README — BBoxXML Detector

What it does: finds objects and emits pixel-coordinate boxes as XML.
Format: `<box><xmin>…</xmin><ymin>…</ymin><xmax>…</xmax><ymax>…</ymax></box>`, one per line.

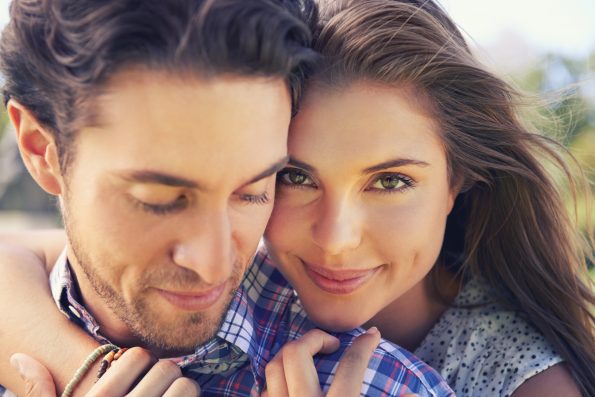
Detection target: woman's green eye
<box><xmin>368</xmin><ymin>173</ymin><xmax>415</xmax><ymax>192</ymax></box>
<box><xmin>379</xmin><ymin>175</ymin><xmax>403</xmax><ymax>189</ymax></box>
<box><xmin>278</xmin><ymin>168</ymin><xmax>313</xmax><ymax>186</ymax></box>
<box><xmin>288</xmin><ymin>171</ymin><xmax>307</xmax><ymax>184</ymax></box>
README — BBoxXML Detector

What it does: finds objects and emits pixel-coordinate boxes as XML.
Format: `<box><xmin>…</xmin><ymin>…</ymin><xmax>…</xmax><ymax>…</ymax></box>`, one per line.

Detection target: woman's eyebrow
<box><xmin>363</xmin><ymin>158</ymin><xmax>430</xmax><ymax>174</ymax></box>
<box><xmin>287</xmin><ymin>157</ymin><xmax>317</xmax><ymax>173</ymax></box>
<box><xmin>244</xmin><ymin>156</ymin><xmax>290</xmax><ymax>185</ymax></box>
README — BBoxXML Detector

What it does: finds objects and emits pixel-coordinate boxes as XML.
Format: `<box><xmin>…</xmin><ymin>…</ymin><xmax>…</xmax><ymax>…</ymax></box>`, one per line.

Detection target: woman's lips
<box><xmin>156</xmin><ymin>282</ymin><xmax>227</xmax><ymax>311</ymax></box>
<box><xmin>301</xmin><ymin>260</ymin><xmax>381</xmax><ymax>295</ymax></box>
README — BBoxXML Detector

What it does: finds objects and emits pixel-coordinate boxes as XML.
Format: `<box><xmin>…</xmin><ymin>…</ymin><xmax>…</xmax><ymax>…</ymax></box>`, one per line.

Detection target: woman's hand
<box><xmin>10</xmin><ymin>348</ymin><xmax>201</xmax><ymax>397</ymax></box>
<box><xmin>263</xmin><ymin>328</ymin><xmax>381</xmax><ymax>397</ymax></box>
<box><xmin>10</xmin><ymin>353</ymin><xmax>56</xmax><ymax>397</ymax></box>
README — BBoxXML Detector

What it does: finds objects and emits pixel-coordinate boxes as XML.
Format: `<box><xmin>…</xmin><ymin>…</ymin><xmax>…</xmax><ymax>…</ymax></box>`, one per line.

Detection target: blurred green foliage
<box><xmin>0</xmin><ymin>103</ymin><xmax>6</xmax><ymax>138</ymax></box>
<box><xmin>514</xmin><ymin>52</ymin><xmax>595</xmax><ymax>237</ymax></box>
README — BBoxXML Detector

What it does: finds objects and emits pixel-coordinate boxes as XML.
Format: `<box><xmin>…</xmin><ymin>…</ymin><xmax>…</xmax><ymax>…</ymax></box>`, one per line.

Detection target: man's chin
<box><xmin>132</xmin><ymin>320</ymin><xmax>219</xmax><ymax>357</ymax></box>
<box><xmin>115</xmin><ymin>269</ymin><xmax>242</xmax><ymax>356</ymax></box>
<box><xmin>128</xmin><ymin>298</ymin><xmax>233</xmax><ymax>356</ymax></box>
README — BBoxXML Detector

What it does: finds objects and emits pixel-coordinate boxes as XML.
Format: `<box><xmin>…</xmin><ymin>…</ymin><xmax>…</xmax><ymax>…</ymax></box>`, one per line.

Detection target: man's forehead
<box><xmin>69</xmin><ymin>68</ymin><xmax>291</xmax><ymax>192</ymax></box>
<box><xmin>80</xmin><ymin>68</ymin><xmax>291</xmax><ymax>129</ymax></box>
<box><xmin>76</xmin><ymin>68</ymin><xmax>291</xmax><ymax>143</ymax></box>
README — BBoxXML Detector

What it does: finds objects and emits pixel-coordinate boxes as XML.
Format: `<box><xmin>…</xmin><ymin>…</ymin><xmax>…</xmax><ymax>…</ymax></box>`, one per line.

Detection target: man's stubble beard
<box><xmin>62</xmin><ymin>202</ymin><xmax>244</xmax><ymax>356</ymax></box>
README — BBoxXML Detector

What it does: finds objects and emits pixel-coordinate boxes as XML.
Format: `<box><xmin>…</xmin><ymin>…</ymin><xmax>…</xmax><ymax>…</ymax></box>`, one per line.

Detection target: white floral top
<box><xmin>414</xmin><ymin>278</ymin><xmax>563</xmax><ymax>397</ymax></box>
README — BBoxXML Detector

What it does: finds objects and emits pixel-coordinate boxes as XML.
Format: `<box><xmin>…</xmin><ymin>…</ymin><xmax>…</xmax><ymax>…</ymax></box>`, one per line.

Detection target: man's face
<box><xmin>60</xmin><ymin>69</ymin><xmax>290</xmax><ymax>356</ymax></box>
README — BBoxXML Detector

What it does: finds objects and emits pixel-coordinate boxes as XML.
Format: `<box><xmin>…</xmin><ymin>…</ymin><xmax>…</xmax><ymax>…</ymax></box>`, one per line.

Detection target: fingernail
<box><xmin>366</xmin><ymin>326</ymin><xmax>379</xmax><ymax>335</ymax></box>
<box><xmin>10</xmin><ymin>354</ymin><xmax>22</xmax><ymax>375</ymax></box>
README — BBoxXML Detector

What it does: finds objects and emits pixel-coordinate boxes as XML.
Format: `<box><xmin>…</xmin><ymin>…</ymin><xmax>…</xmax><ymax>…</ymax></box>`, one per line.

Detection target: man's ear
<box><xmin>7</xmin><ymin>100</ymin><xmax>63</xmax><ymax>196</ymax></box>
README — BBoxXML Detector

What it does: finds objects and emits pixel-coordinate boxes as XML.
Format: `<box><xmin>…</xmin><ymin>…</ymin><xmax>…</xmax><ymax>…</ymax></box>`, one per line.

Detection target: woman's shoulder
<box><xmin>414</xmin><ymin>278</ymin><xmax>564</xmax><ymax>397</ymax></box>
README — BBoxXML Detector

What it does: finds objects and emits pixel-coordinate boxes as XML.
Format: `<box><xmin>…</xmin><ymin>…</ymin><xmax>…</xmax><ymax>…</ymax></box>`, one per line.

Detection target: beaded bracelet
<box><xmin>96</xmin><ymin>347</ymin><xmax>128</xmax><ymax>380</ymax></box>
<box><xmin>61</xmin><ymin>344</ymin><xmax>119</xmax><ymax>397</ymax></box>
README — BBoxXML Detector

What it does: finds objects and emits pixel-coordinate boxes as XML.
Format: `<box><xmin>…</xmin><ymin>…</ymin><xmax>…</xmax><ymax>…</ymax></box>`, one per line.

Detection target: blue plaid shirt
<box><xmin>1</xmin><ymin>247</ymin><xmax>454</xmax><ymax>397</ymax></box>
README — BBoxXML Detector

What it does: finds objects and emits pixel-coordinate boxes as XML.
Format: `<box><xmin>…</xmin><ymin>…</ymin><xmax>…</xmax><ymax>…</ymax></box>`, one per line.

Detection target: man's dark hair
<box><xmin>0</xmin><ymin>0</ymin><xmax>318</xmax><ymax>170</ymax></box>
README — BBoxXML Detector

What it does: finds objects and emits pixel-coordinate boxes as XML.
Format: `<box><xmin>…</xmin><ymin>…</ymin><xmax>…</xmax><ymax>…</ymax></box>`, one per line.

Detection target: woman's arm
<box><xmin>511</xmin><ymin>363</ymin><xmax>581</xmax><ymax>397</ymax></box>
<box><xmin>0</xmin><ymin>229</ymin><xmax>101</xmax><ymax>396</ymax></box>
<box><xmin>0</xmin><ymin>229</ymin><xmax>67</xmax><ymax>273</ymax></box>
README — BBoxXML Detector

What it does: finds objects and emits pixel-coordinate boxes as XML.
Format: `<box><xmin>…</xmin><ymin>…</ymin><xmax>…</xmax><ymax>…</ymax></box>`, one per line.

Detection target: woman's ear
<box><xmin>7</xmin><ymin>100</ymin><xmax>63</xmax><ymax>196</ymax></box>
<box><xmin>447</xmin><ymin>175</ymin><xmax>472</xmax><ymax>214</ymax></box>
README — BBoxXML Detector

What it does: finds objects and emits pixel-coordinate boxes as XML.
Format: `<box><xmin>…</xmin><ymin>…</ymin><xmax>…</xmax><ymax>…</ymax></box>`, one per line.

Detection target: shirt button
<box><xmin>68</xmin><ymin>305</ymin><xmax>82</xmax><ymax>319</ymax></box>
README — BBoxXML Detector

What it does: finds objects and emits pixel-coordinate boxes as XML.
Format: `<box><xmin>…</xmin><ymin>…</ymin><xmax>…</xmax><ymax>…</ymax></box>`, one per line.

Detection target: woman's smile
<box><xmin>300</xmin><ymin>259</ymin><xmax>383</xmax><ymax>295</ymax></box>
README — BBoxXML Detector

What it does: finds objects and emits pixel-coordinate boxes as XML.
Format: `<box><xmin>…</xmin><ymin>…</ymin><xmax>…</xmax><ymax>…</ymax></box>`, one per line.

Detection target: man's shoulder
<box><xmin>243</xmin><ymin>246</ymin><xmax>295</xmax><ymax>311</ymax></box>
<box><xmin>218</xmin><ymin>247</ymin><xmax>300</xmax><ymax>363</ymax></box>
<box><xmin>314</xmin><ymin>332</ymin><xmax>455</xmax><ymax>397</ymax></box>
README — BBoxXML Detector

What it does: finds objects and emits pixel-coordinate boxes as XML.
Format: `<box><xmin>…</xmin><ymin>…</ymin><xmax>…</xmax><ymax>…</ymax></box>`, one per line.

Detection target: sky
<box><xmin>0</xmin><ymin>0</ymin><xmax>594</xmax><ymax>60</ymax></box>
<box><xmin>438</xmin><ymin>0</ymin><xmax>595</xmax><ymax>59</ymax></box>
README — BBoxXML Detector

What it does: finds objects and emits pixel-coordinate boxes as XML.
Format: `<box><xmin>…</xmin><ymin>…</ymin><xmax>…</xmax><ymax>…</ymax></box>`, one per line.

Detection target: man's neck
<box><xmin>66</xmin><ymin>251</ymin><xmax>142</xmax><ymax>347</ymax></box>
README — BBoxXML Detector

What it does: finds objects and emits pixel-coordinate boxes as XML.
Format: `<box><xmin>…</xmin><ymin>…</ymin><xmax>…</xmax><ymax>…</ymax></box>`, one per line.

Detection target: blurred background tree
<box><xmin>512</xmin><ymin>51</ymin><xmax>595</xmax><ymax>274</ymax></box>
<box><xmin>516</xmin><ymin>52</ymin><xmax>595</xmax><ymax>228</ymax></box>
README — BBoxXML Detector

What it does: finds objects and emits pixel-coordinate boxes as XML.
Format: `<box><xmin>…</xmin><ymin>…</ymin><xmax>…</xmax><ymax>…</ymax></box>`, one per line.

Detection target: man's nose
<box><xmin>310</xmin><ymin>194</ymin><xmax>362</xmax><ymax>256</ymax></box>
<box><xmin>171</xmin><ymin>208</ymin><xmax>234</xmax><ymax>285</ymax></box>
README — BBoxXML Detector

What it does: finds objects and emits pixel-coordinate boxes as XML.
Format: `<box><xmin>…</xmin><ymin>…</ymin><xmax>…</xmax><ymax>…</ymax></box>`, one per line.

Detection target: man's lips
<box><xmin>301</xmin><ymin>260</ymin><xmax>381</xmax><ymax>295</ymax></box>
<box><xmin>155</xmin><ymin>282</ymin><xmax>227</xmax><ymax>311</ymax></box>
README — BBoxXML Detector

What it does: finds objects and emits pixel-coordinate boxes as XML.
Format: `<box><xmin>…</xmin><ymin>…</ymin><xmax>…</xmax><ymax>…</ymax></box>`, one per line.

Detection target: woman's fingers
<box><xmin>264</xmin><ymin>329</ymin><xmax>340</xmax><ymax>397</ymax></box>
<box><xmin>87</xmin><ymin>347</ymin><xmax>157</xmax><ymax>397</ymax></box>
<box><xmin>86</xmin><ymin>347</ymin><xmax>200</xmax><ymax>397</ymax></box>
<box><xmin>161</xmin><ymin>377</ymin><xmax>201</xmax><ymax>397</ymax></box>
<box><xmin>10</xmin><ymin>348</ymin><xmax>200</xmax><ymax>397</ymax></box>
<box><xmin>327</xmin><ymin>327</ymin><xmax>381</xmax><ymax>397</ymax></box>
<box><xmin>127</xmin><ymin>359</ymin><xmax>198</xmax><ymax>397</ymax></box>
<box><xmin>10</xmin><ymin>353</ymin><xmax>56</xmax><ymax>397</ymax></box>
<box><xmin>264</xmin><ymin>350</ymin><xmax>289</xmax><ymax>397</ymax></box>
<box><xmin>264</xmin><ymin>328</ymin><xmax>381</xmax><ymax>397</ymax></box>
<box><xmin>282</xmin><ymin>329</ymin><xmax>340</xmax><ymax>396</ymax></box>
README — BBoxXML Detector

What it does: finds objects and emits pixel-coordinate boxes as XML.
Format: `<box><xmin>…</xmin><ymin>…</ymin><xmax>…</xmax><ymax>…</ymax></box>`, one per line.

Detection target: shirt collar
<box><xmin>50</xmin><ymin>249</ymin><xmax>108</xmax><ymax>343</ymax></box>
<box><xmin>225</xmin><ymin>247</ymin><xmax>302</xmax><ymax>385</ymax></box>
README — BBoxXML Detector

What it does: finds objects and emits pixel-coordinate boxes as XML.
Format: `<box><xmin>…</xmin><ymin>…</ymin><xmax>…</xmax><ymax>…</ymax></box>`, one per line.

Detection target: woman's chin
<box><xmin>310</xmin><ymin>312</ymin><xmax>368</xmax><ymax>333</ymax></box>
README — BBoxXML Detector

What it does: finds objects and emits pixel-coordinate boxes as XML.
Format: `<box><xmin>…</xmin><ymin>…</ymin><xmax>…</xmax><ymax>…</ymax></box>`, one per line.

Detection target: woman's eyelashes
<box><xmin>366</xmin><ymin>173</ymin><xmax>416</xmax><ymax>193</ymax></box>
<box><xmin>277</xmin><ymin>168</ymin><xmax>316</xmax><ymax>188</ymax></box>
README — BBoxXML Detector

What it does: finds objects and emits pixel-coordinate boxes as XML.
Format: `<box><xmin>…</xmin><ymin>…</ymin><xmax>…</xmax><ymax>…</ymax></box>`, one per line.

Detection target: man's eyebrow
<box><xmin>245</xmin><ymin>156</ymin><xmax>290</xmax><ymax>185</ymax></box>
<box><xmin>119</xmin><ymin>171</ymin><xmax>200</xmax><ymax>188</ymax></box>
<box><xmin>363</xmin><ymin>158</ymin><xmax>430</xmax><ymax>174</ymax></box>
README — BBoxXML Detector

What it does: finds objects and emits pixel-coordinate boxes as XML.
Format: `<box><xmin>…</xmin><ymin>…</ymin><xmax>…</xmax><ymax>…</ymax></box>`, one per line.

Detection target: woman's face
<box><xmin>265</xmin><ymin>82</ymin><xmax>457</xmax><ymax>331</ymax></box>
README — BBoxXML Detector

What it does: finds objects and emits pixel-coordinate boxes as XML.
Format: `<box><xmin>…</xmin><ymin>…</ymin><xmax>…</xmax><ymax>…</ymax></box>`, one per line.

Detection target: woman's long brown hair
<box><xmin>313</xmin><ymin>1</ymin><xmax>595</xmax><ymax>395</ymax></box>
